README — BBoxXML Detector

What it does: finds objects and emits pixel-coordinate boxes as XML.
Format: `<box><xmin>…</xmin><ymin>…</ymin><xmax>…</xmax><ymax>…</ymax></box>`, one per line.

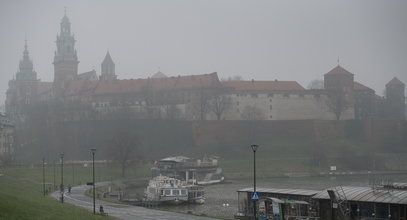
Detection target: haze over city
<box><xmin>0</xmin><ymin>0</ymin><xmax>406</xmax><ymax>104</ymax></box>
<box><xmin>1</xmin><ymin>1</ymin><xmax>407</xmax><ymax>219</ymax></box>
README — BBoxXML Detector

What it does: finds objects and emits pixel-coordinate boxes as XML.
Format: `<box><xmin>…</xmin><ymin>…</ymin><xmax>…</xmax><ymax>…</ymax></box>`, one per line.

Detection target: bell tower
<box><xmin>53</xmin><ymin>9</ymin><xmax>79</xmax><ymax>95</ymax></box>
<box><xmin>100</xmin><ymin>51</ymin><xmax>117</xmax><ymax>80</ymax></box>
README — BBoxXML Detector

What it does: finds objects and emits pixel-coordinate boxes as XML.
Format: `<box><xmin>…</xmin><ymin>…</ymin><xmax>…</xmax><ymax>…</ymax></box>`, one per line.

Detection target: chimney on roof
<box><xmin>275</xmin><ymin>79</ymin><xmax>278</xmax><ymax>82</ymax></box>
<box><xmin>251</xmin><ymin>79</ymin><xmax>254</xmax><ymax>82</ymax></box>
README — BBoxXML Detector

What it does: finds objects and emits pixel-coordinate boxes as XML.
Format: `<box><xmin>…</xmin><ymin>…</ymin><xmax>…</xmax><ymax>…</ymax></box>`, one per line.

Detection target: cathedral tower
<box><xmin>100</xmin><ymin>51</ymin><xmax>117</xmax><ymax>80</ymax></box>
<box><xmin>6</xmin><ymin>40</ymin><xmax>38</xmax><ymax>123</ymax></box>
<box><xmin>16</xmin><ymin>39</ymin><xmax>37</xmax><ymax>81</ymax></box>
<box><xmin>53</xmin><ymin>10</ymin><xmax>79</xmax><ymax>95</ymax></box>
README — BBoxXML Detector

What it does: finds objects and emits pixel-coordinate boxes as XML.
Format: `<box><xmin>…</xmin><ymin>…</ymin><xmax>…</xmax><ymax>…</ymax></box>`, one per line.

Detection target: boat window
<box><xmin>173</xmin><ymin>189</ymin><xmax>180</xmax><ymax>195</ymax></box>
<box><xmin>160</xmin><ymin>190</ymin><xmax>164</xmax><ymax>195</ymax></box>
<box><xmin>165</xmin><ymin>189</ymin><xmax>171</xmax><ymax>195</ymax></box>
<box><xmin>181</xmin><ymin>189</ymin><xmax>187</xmax><ymax>195</ymax></box>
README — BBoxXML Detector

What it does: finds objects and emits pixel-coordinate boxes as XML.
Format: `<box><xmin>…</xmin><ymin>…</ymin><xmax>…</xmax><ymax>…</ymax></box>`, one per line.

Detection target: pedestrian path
<box><xmin>50</xmin><ymin>183</ymin><xmax>219</xmax><ymax>220</ymax></box>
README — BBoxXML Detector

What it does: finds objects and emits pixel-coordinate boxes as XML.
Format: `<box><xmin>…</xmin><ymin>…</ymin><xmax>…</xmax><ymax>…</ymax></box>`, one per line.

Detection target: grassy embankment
<box><xmin>0</xmin><ymin>174</ymin><xmax>117</xmax><ymax>220</ymax></box>
<box><xmin>0</xmin><ymin>163</ymin><xmax>151</xmax><ymax>220</ymax></box>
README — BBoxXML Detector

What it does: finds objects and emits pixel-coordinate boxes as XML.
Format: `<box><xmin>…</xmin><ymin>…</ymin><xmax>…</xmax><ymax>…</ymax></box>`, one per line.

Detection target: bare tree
<box><xmin>108</xmin><ymin>131</ymin><xmax>143</xmax><ymax>177</ymax></box>
<box><xmin>241</xmin><ymin>105</ymin><xmax>265</xmax><ymax>120</ymax></box>
<box><xmin>221</xmin><ymin>75</ymin><xmax>244</xmax><ymax>81</ymax></box>
<box><xmin>307</xmin><ymin>79</ymin><xmax>324</xmax><ymax>89</ymax></box>
<box><xmin>210</xmin><ymin>95</ymin><xmax>232</xmax><ymax>120</ymax></box>
<box><xmin>326</xmin><ymin>89</ymin><xmax>352</xmax><ymax>120</ymax></box>
<box><xmin>190</xmin><ymin>87</ymin><xmax>212</xmax><ymax>120</ymax></box>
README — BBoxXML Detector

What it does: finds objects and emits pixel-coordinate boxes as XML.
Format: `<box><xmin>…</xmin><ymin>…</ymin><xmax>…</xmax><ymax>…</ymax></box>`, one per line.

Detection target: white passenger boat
<box><xmin>143</xmin><ymin>175</ymin><xmax>205</xmax><ymax>205</ymax></box>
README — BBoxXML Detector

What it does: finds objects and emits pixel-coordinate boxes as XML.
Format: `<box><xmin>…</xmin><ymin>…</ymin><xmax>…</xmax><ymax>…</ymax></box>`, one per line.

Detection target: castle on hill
<box><xmin>4</xmin><ymin>12</ymin><xmax>406</xmax><ymax>126</ymax></box>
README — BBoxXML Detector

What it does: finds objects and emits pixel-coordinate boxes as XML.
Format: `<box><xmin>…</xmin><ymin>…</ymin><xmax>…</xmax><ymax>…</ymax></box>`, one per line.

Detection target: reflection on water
<box><xmin>132</xmin><ymin>174</ymin><xmax>407</xmax><ymax>219</ymax></box>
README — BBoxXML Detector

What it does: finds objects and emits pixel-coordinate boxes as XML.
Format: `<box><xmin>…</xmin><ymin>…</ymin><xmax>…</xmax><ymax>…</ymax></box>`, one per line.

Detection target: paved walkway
<box><xmin>50</xmin><ymin>184</ymin><xmax>219</xmax><ymax>220</ymax></box>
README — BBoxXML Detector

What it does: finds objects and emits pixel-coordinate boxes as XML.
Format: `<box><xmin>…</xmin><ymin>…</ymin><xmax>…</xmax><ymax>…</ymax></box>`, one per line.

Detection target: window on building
<box><xmin>283</xmin><ymin>93</ymin><xmax>289</xmax><ymax>98</ymax></box>
<box><xmin>270</xmin><ymin>105</ymin><xmax>272</xmax><ymax>110</ymax></box>
<box><xmin>251</xmin><ymin>94</ymin><xmax>258</xmax><ymax>98</ymax></box>
<box><xmin>237</xmin><ymin>108</ymin><xmax>239</xmax><ymax>113</ymax></box>
<box><xmin>173</xmin><ymin>189</ymin><xmax>180</xmax><ymax>195</ymax></box>
<box><xmin>268</xmin><ymin>93</ymin><xmax>274</xmax><ymax>97</ymax></box>
<box><xmin>237</xmin><ymin>101</ymin><xmax>239</xmax><ymax>106</ymax></box>
<box><xmin>270</xmin><ymin>115</ymin><xmax>273</xmax><ymax>119</ymax></box>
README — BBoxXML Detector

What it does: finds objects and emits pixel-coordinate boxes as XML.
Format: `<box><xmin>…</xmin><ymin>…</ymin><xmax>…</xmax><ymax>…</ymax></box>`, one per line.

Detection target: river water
<box><xmin>153</xmin><ymin>173</ymin><xmax>407</xmax><ymax>219</ymax></box>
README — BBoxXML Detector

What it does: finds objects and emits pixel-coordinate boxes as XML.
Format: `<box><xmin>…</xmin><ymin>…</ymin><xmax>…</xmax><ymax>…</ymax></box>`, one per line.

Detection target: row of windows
<box><xmin>161</xmin><ymin>189</ymin><xmax>188</xmax><ymax>196</ymax></box>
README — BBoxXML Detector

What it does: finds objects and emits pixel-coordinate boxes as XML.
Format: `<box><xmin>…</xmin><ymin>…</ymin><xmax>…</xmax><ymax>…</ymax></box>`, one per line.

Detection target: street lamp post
<box><xmin>72</xmin><ymin>162</ymin><xmax>74</xmax><ymax>185</ymax></box>
<box><xmin>53</xmin><ymin>160</ymin><xmax>56</xmax><ymax>190</ymax></box>
<box><xmin>60</xmin><ymin>153</ymin><xmax>64</xmax><ymax>203</ymax></box>
<box><xmin>90</xmin><ymin>148</ymin><xmax>96</xmax><ymax>214</ymax></box>
<box><xmin>42</xmin><ymin>157</ymin><xmax>45</xmax><ymax>196</ymax></box>
<box><xmin>251</xmin><ymin>144</ymin><xmax>259</xmax><ymax>220</ymax></box>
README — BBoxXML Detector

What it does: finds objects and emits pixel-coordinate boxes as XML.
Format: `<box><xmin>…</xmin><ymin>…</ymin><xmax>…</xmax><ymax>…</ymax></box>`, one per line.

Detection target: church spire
<box><xmin>16</xmin><ymin>39</ymin><xmax>37</xmax><ymax>80</ymax></box>
<box><xmin>61</xmin><ymin>7</ymin><xmax>71</xmax><ymax>35</ymax></box>
<box><xmin>101</xmin><ymin>51</ymin><xmax>117</xmax><ymax>80</ymax></box>
<box><xmin>23</xmin><ymin>38</ymin><xmax>29</xmax><ymax>60</ymax></box>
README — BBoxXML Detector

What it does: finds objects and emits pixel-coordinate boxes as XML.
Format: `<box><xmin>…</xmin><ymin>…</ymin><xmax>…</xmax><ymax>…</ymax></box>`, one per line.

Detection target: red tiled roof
<box><xmin>353</xmin><ymin>81</ymin><xmax>374</xmax><ymax>91</ymax></box>
<box><xmin>94</xmin><ymin>78</ymin><xmax>146</xmax><ymax>95</ymax></box>
<box><xmin>93</xmin><ymin>72</ymin><xmax>220</xmax><ymax>95</ymax></box>
<box><xmin>325</xmin><ymin>65</ymin><xmax>353</xmax><ymax>75</ymax></box>
<box><xmin>221</xmin><ymin>80</ymin><xmax>305</xmax><ymax>91</ymax></box>
<box><xmin>171</xmin><ymin>72</ymin><xmax>220</xmax><ymax>90</ymax></box>
<box><xmin>386</xmin><ymin>77</ymin><xmax>404</xmax><ymax>86</ymax></box>
<box><xmin>64</xmin><ymin>79</ymin><xmax>99</xmax><ymax>96</ymax></box>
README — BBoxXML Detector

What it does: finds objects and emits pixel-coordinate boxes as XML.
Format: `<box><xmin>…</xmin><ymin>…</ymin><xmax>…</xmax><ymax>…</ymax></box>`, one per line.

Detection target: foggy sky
<box><xmin>1</xmin><ymin>0</ymin><xmax>406</xmax><ymax>105</ymax></box>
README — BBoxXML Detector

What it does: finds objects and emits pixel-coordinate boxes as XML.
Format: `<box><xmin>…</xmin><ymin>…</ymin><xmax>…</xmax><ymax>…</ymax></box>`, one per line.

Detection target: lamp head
<box><xmin>60</xmin><ymin>153</ymin><xmax>64</xmax><ymax>158</ymax></box>
<box><xmin>251</xmin><ymin>144</ymin><xmax>259</xmax><ymax>152</ymax></box>
<box><xmin>90</xmin><ymin>148</ymin><xmax>96</xmax><ymax>154</ymax></box>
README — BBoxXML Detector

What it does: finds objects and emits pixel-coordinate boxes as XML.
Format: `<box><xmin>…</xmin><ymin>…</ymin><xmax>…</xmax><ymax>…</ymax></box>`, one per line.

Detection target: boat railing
<box><xmin>183</xmin><ymin>161</ymin><xmax>217</xmax><ymax>167</ymax></box>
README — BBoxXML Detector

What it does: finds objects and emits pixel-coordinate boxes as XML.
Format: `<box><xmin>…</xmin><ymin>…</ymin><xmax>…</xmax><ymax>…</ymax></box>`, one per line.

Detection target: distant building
<box><xmin>385</xmin><ymin>77</ymin><xmax>406</xmax><ymax>120</ymax></box>
<box><xmin>0</xmin><ymin>113</ymin><xmax>14</xmax><ymax>164</ymax></box>
<box><xmin>4</xmin><ymin>11</ymin><xmax>406</xmax><ymax>123</ymax></box>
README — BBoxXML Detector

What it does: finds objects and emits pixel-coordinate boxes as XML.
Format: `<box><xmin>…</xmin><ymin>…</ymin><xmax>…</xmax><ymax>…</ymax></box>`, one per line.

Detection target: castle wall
<box><xmin>216</xmin><ymin>92</ymin><xmax>354</xmax><ymax>120</ymax></box>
